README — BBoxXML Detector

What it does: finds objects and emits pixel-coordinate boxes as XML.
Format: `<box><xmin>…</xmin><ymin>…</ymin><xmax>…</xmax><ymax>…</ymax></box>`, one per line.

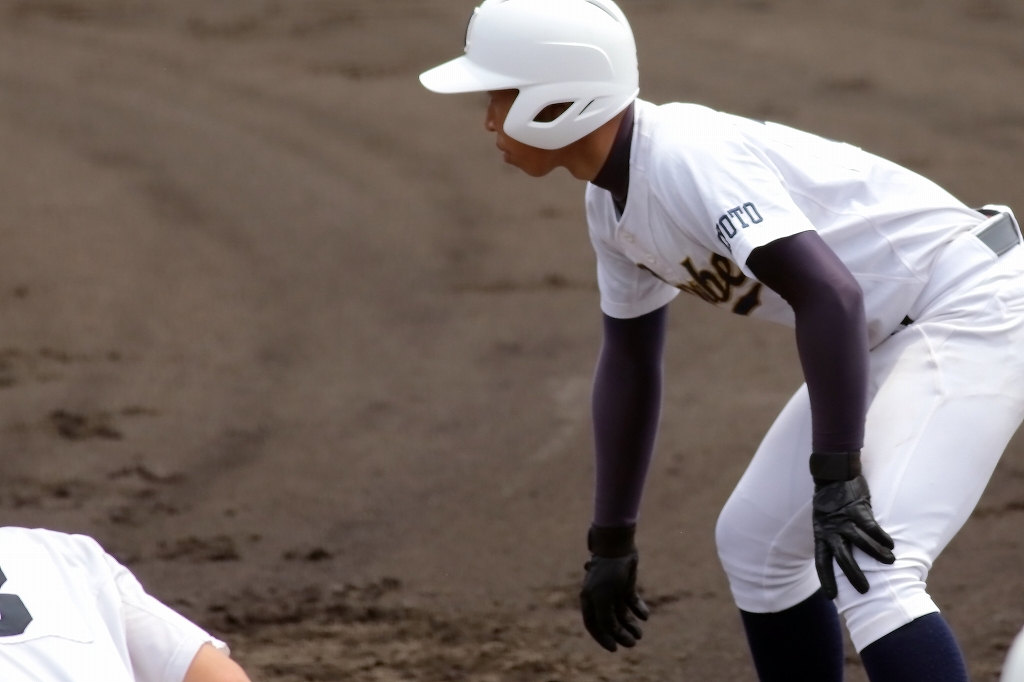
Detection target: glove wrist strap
<box><xmin>587</xmin><ymin>524</ymin><xmax>636</xmax><ymax>558</ymax></box>
<box><xmin>809</xmin><ymin>450</ymin><xmax>862</xmax><ymax>483</ymax></box>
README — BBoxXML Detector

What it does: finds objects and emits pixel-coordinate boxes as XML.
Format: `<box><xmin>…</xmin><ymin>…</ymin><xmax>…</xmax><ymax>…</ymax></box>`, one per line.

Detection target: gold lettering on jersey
<box><xmin>681</xmin><ymin>258</ymin><xmax>730</xmax><ymax>302</ymax></box>
<box><xmin>639</xmin><ymin>254</ymin><xmax>762</xmax><ymax>316</ymax></box>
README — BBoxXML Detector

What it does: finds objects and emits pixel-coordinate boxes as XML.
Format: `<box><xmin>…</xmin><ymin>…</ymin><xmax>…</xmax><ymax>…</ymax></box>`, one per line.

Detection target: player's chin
<box><xmin>520</xmin><ymin>164</ymin><xmax>555</xmax><ymax>178</ymax></box>
<box><xmin>509</xmin><ymin>156</ymin><xmax>556</xmax><ymax>178</ymax></box>
<box><xmin>499</xmin><ymin>148</ymin><xmax>552</xmax><ymax>177</ymax></box>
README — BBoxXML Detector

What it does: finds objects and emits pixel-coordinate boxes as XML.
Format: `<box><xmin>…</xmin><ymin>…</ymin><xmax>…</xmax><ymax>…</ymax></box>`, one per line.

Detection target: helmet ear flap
<box><xmin>504</xmin><ymin>83</ymin><xmax>636</xmax><ymax>150</ymax></box>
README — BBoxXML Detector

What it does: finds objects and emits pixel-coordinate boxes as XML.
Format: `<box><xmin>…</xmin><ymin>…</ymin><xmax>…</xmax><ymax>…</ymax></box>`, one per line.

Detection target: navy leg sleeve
<box><xmin>740</xmin><ymin>589</ymin><xmax>845</xmax><ymax>682</ymax></box>
<box><xmin>860</xmin><ymin>613</ymin><xmax>968</xmax><ymax>682</ymax></box>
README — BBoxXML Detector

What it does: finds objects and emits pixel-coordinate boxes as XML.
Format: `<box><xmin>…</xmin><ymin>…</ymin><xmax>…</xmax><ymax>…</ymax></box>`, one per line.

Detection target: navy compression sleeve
<box><xmin>746</xmin><ymin>231</ymin><xmax>869</xmax><ymax>453</ymax></box>
<box><xmin>591</xmin><ymin>305</ymin><xmax>667</xmax><ymax>527</ymax></box>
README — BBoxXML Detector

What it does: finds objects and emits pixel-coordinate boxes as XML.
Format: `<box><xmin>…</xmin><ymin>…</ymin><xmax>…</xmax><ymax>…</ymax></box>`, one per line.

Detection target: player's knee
<box><xmin>714</xmin><ymin>494</ymin><xmax>779</xmax><ymax>580</ymax></box>
<box><xmin>714</xmin><ymin>498</ymin><xmax>768</xmax><ymax>595</ymax></box>
<box><xmin>834</xmin><ymin>556</ymin><xmax>936</xmax><ymax>652</ymax></box>
<box><xmin>713</xmin><ymin>495</ymin><xmax>746</xmax><ymax>569</ymax></box>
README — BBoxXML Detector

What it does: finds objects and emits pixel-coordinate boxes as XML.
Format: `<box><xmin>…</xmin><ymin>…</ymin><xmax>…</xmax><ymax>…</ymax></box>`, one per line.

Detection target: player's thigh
<box><xmin>859</xmin><ymin>291</ymin><xmax>1024</xmax><ymax>568</ymax></box>
<box><xmin>834</xmin><ymin>291</ymin><xmax>1024</xmax><ymax>648</ymax></box>
<box><xmin>715</xmin><ymin>385</ymin><xmax>818</xmax><ymax>610</ymax></box>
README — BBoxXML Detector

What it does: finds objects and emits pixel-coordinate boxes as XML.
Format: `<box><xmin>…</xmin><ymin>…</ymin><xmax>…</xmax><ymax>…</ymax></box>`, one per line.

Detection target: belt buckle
<box><xmin>973</xmin><ymin>205</ymin><xmax>1022</xmax><ymax>257</ymax></box>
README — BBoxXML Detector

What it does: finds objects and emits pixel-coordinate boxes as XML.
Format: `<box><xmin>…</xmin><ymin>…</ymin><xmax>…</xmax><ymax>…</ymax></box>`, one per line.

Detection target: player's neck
<box><xmin>559</xmin><ymin>107</ymin><xmax>631</xmax><ymax>182</ymax></box>
<box><xmin>590</xmin><ymin>102</ymin><xmax>634</xmax><ymax>203</ymax></box>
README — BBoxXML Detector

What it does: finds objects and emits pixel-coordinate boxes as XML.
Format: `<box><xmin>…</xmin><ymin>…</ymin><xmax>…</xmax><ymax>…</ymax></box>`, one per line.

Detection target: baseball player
<box><xmin>419</xmin><ymin>1</ymin><xmax>1024</xmax><ymax>681</ymax></box>
<box><xmin>0</xmin><ymin>526</ymin><xmax>250</xmax><ymax>682</ymax></box>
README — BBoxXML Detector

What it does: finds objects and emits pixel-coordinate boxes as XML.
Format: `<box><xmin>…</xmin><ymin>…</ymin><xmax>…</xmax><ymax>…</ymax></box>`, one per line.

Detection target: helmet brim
<box><xmin>419</xmin><ymin>56</ymin><xmax>526</xmax><ymax>94</ymax></box>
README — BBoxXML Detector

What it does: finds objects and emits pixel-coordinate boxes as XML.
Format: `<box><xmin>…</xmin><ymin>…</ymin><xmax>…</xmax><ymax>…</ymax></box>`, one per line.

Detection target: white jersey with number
<box><xmin>586</xmin><ymin>99</ymin><xmax>986</xmax><ymax>346</ymax></box>
<box><xmin>0</xmin><ymin>527</ymin><xmax>226</xmax><ymax>682</ymax></box>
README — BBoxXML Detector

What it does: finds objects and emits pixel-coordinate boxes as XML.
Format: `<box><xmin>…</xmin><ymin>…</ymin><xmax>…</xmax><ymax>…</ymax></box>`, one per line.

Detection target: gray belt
<box><xmin>899</xmin><ymin>206</ymin><xmax>1020</xmax><ymax>328</ymax></box>
<box><xmin>974</xmin><ymin>206</ymin><xmax>1022</xmax><ymax>256</ymax></box>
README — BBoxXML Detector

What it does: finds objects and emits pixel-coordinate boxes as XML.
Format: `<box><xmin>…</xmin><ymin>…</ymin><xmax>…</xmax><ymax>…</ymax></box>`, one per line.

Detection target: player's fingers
<box><xmin>814</xmin><ymin>539</ymin><xmax>838</xmax><ymax>600</ymax></box>
<box><xmin>862</xmin><ymin>520</ymin><xmax>896</xmax><ymax>551</ymax></box>
<box><xmin>830</xmin><ymin>536</ymin><xmax>870</xmax><ymax>594</ymax></box>
<box><xmin>580</xmin><ymin>592</ymin><xmax>618</xmax><ymax>652</ymax></box>
<box><xmin>847</xmin><ymin>526</ymin><xmax>896</xmax><ymax>565</ymax></box>
<box><xmin>616</xmin><ymin>602</ymin><xmax>643</xmax><ymax>641</ymax></box>
<box><xmin>627</xmin><ymin>592</ymin><xmax>650</xmax><ymax>621</ymax></box>
<box><xmin>598</xmin><ymin>598</ymin><xmax>636</xmax><ymax>648</ymax></box>
<box><xmin>849</xmin><ymin>507</ymin><xmax>896</xmax><ymax>550</ymax></box>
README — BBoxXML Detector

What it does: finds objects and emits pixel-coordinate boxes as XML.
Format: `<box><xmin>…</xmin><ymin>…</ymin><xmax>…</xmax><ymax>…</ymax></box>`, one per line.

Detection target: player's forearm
<box><xmin>183</xmin><ymin>643</ymin><xmax>251</xmax><ymax>682</ymax></box>
<box><xmin>591</xmin><ymin>306</ymin><xmax>667</xmax><ymax>527</ymax></box>
<box><xmin>747</xmin><ymin>232</ymin><xmax>869</xmax><ymax>453</ymax></box>
<box><xmin>792</xmin><ymin>285</ymin><xmax>869</xmax><ymax>453</ymax></box>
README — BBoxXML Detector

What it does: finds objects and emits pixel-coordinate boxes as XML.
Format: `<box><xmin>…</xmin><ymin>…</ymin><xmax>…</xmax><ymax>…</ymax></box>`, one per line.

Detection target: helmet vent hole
<box><xmin>533</xmin><ymin>102</ymin><xmax>574</xmax><ymax>123</ymax></box>
<box><xmin>578</xmin><ymin>99</ymin><xmax>596</xmax><ymax>116</ymax></box>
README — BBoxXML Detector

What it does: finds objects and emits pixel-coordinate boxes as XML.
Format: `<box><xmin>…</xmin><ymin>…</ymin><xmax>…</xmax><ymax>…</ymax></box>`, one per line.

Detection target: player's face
<box><xmin>485</xmin><ymin>90</ymin><xmax>561</xmax><ymax>177</ymax></box>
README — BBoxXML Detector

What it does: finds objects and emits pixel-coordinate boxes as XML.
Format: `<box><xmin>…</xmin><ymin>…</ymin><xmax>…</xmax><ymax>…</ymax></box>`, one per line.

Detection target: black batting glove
<box><xmin>810</xmin><ymin>451</ymin><xmax>896</xmax><ymax>600</ymax></box>
<box><xmin>579</xmin><ymin>525</ymin><xmax>650</xmax><ymax>652</ymax></box>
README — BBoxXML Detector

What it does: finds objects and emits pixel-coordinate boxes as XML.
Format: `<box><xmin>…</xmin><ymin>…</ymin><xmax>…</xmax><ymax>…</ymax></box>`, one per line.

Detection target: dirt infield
<box><xmin>1</xmin><ymin>1</ymin><xmax>1022</xmax><ymax>679</ymax></box>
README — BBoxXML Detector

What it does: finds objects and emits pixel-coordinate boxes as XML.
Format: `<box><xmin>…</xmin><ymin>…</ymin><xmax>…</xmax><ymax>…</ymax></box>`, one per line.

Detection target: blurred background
<box><xmin>0</xmin><ymin>0</ymin><xmax>1022</xmax><ymax>679</ymax></box>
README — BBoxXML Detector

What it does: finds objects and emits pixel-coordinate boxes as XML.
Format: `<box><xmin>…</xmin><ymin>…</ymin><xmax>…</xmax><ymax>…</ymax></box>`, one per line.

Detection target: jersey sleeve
<box><xmin>104</xmin><ymin>554</ymin><xmax>228</xmax><ymax>682</ymax></box>
<box><xmin>590</xmin><ymin>229</ymin><xmax>679</xmax><ymax>319</ymax></box>
<box><xmin>651</xmin><ymin>114</ymin><xmax>817</xmax><ymax>276</ymax></box>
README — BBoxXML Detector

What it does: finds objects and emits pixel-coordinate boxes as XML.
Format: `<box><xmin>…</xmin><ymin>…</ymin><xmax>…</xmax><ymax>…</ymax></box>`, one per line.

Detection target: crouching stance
<box><xmin>420</xmin><ymin>1</ymin><xmax>1024</xmax><ymax>680</ymax></box>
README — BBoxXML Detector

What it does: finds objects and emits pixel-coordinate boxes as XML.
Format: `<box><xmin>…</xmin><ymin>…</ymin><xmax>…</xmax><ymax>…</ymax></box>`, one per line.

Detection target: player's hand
<box><xmin>812</xmin><ymin>474</ymin><xmax>895</xmax><ymax>599</ymax></box>
<box><xmin>579</xmin><ymin>526</ymin><xmax>649</xmax><ymax>652</ymax></box>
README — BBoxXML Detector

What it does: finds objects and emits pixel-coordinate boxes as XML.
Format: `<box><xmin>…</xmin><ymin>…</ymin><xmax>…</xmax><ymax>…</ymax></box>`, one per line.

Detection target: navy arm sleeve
<box><xmin>746</xmin><ymin>231</ymin><xmax>869</xmax><ymax>453</ymax></box>
<box><xmin>591</xmin><ymin>305</ymin><xmax>667</xmax><ymax>528</ymax></box>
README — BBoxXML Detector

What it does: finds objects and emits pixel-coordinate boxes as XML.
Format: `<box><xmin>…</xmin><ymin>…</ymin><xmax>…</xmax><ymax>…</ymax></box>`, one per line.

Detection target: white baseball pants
<box><xmin>715</xmin><ymin>234</ymin><xmax>1024</xmax><ymax>652</ymax></box>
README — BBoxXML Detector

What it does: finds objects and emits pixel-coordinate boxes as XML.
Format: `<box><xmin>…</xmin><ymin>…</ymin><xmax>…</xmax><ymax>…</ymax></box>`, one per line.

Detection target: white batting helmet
<box><xmin>419</xmin><ymin>0</ymin><xmax>639</xmax><ymax>150</ymax></box>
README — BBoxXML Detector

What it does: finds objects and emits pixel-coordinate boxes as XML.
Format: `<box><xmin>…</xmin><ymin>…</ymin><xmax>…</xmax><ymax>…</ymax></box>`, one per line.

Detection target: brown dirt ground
<box><xmin>0</xmin><ymin>0</ymin><xmax>1023</xmax><ymax>680</ymax></box>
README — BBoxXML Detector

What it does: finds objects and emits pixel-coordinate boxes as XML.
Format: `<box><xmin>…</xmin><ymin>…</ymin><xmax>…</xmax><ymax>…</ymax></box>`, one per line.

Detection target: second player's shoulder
<box><xmin>0</xmin><ymin>527</ymin><xmax>115</xmax><ymax>588</ymax></box>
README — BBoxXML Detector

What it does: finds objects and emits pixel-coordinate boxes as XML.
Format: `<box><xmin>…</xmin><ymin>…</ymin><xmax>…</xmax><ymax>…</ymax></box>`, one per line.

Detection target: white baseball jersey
<box><xmin>587</xmin><ymin>99</ymin><xmax>985</xmax><ymax>346</ymax></box>
<box><xmin>0</xmin><ymin>527</ymin><xmax>226</xmax><ymax>682</ymax></box>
